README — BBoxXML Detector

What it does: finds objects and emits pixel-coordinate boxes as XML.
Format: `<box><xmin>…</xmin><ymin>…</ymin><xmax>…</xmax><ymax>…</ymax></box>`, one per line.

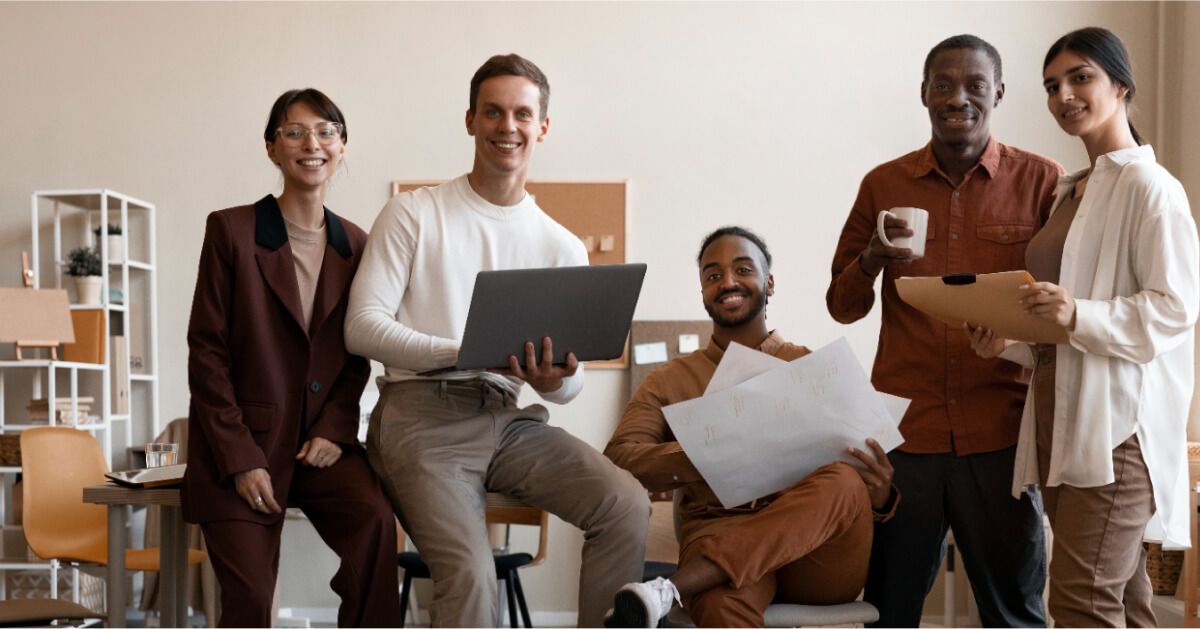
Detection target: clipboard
<box><xmin>895</xmin><ymin>271</ymin><xmax>1069</xmax><ymax>344</ymax></box>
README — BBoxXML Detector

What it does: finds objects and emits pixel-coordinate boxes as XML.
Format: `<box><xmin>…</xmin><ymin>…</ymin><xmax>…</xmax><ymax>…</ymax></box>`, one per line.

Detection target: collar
<box><xmin>702</xmin><ymin>330</ymin><xmax>787</xmax><ymax>364</ymax></box>
<box><xmin>1097</xmin><ymin>144</ymin><xmax>1155</xmax><ymax>169</ymax></box>
<box><xmin>1055</xmin><ymin>144</ymin><xmax>1156</xmax><ymax>193</ymax></box>
<box><xmin>912</xmin><ymin>136</ymin><xmax>1000</xmax><ymax>180</ymax></box>
<box><xmin>254</xmin><ymin>194</ymin><xmax>352</xmax><ymax>258</ymax></box>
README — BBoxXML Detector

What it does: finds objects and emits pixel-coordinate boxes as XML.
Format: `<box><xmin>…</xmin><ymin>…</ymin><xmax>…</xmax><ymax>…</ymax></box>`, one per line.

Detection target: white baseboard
<box><xmin>532</xmin><ymin>611</ymin><xmax>579</xmax><ymax>626</ymax></box>
<box><xmin>278</xmin><ymin>607</ymin><xmax>578</xmax><ymax>627</ymax></box>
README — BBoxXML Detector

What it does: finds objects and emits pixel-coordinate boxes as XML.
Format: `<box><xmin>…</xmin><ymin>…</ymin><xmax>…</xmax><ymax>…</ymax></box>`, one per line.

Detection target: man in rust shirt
<box><xmin>605</xmin><ymin>227</ymin><xmax>898</xmax><ymax>628</ymax></box>
<box><xmin>827</xmin><ymin>35</ymin><xmax>1061</xmax><ymax>627</ymax></box>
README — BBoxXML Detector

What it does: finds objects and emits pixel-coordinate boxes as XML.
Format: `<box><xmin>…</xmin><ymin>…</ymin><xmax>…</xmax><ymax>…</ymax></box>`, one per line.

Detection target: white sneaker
<box><xmin>604</xmin><ymin>577</ymin><xmax>681</xmax><ymax>628</ymax></box>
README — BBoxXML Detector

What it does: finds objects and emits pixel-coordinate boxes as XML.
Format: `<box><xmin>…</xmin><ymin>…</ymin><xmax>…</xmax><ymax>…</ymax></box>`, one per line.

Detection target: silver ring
<box><xmin>254</xmin><ymin>497</ymin><xmax>264</xmax><ymax>504</ymax></box>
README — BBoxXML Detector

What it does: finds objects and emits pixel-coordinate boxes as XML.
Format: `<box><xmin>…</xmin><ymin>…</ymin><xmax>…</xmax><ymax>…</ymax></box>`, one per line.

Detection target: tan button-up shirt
<box><xmin>605</xmin><ymin>332</ymin><xmax>899</xmax><ymax>549</ymax></box>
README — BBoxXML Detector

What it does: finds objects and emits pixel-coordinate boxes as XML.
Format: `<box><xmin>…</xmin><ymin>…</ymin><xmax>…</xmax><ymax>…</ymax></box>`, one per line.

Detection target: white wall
<box><xmin>0</xmin><ymin>0</ymin><xmax>1181</xmax><ymax>617</ymax></box>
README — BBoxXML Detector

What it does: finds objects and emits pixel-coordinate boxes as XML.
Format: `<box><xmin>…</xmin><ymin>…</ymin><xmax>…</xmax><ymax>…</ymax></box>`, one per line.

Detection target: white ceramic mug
<box><xmin>876</xmin><ymin>207</ymin><xmax>929</xmax><ymax>258</ymax></box>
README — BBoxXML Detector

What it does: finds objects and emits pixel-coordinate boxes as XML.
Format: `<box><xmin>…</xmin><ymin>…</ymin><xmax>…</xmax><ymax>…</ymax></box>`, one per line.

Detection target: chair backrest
<box><xmin>20</xmin><ymin>427</ymin><xmax>110</xmax><ymax>564</ymax></box>
<box><xmin>154</xmin><ymin>417</ymin><xmax>189</xmax><ymax>462</ymax></box>
<box><xmin>485</xmin><ymin>493</ymin><xmax>549</xmax><ymax>567</ymax></box>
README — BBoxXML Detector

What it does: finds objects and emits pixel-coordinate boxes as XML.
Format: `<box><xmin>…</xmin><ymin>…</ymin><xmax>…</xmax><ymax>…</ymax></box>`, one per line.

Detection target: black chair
<box><xmin>399</xmin><ymin>493</ymin><xmax>548</xmax><ymax>628</ymax></box>
<box><xmin>642</xmin><ymin>560</ymin><xmax>676</xmax><ymax>582</ymax></box>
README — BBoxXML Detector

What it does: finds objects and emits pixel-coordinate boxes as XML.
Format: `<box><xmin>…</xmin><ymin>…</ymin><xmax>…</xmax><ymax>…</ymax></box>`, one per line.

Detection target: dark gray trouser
<box><xmin>367</xmin><ymin>378</ymin><xmax>650</xmax><ymax>628</ymax></box>
<box><xmin>864</xmin><ymin>447</ymin><xmax>1047</xmax><ymax>628</ymax></box>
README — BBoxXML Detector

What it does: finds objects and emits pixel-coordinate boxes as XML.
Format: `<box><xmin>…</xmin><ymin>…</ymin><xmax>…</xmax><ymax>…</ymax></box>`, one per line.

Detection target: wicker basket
<box><xmin>0</xmin><ymin>434</ymin><xmax>20</xmax><ymax>467</ymax></box>
<box><xmin>1145</xmin><ymin>542</ymin><xmax>1184</xmax><ymax>595</ymax></box>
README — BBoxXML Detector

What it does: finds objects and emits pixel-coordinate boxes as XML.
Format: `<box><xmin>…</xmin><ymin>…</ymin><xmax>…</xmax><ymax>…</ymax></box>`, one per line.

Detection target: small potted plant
<box><xmin>66</xmin><ymin>247</ymin><xmax>103</xmax><ymax>305</ymax></box>
<box><xmin>93</xmin><ymin>223</ymin><xmax>123</xmax><ymax>263</ymax></box>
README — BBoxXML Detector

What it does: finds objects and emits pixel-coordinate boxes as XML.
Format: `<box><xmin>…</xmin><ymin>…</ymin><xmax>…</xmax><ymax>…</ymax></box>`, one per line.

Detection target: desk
<box><xmin>82</xmin><ymin>484</ymin><xmax>188</xmax><ymax>629</ymax></box>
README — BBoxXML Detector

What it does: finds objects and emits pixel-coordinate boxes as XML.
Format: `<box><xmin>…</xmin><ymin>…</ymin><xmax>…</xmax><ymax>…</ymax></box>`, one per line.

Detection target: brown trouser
<box><xmin>201</xmin><ymin>448</ymin><xmax>402</xmax><ymax>627</ymax></box>
<box><xmin>1035</xmin><ymin>345</ymin><xmax>1156</xmax><ymax>628</ymax></box>
<box><xmin>681</xmin><ymin>463</ymin><xmax>873</xmax><ymax>627</ymax></box>
<box><xmin>368</xmin><ymin>379</ymin><xmax>650</xmax><ymax>628</ymax></box>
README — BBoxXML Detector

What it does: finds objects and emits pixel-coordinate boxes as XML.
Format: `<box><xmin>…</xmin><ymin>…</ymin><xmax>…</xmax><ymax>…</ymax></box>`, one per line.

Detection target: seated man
<box><xmin>603</xmin><ymin>226</ymin><xmax>900</xmax><ymax>628</ymax></box>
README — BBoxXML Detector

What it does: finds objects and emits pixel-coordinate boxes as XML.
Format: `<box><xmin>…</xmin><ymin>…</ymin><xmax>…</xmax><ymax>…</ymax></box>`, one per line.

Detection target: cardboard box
<box><xmin>62</xmin><ymin>310</ymin><xmax>105</xmax><ymax>363</ymax></box>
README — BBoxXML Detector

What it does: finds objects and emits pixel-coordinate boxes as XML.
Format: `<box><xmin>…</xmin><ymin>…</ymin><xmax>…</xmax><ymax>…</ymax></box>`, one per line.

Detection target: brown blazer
<box><xmin>182</xmin><ymin>195</ymin><xmax>370</xmax><ymax>524</ymax></box>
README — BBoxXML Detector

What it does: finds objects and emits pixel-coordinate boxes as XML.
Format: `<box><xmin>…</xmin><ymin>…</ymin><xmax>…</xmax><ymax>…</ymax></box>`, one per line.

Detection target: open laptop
<box><xmin>419</xmin><ymin>263</ymin><xmax>647</xmax><ymax>375</ymax></box>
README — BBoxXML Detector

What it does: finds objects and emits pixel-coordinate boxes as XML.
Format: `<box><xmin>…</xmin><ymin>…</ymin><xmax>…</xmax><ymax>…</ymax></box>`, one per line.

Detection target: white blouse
<box><xmin>1006</xmin><ymin>145</ymin><xmax>1199</xmax><ymax>549</ymax></box>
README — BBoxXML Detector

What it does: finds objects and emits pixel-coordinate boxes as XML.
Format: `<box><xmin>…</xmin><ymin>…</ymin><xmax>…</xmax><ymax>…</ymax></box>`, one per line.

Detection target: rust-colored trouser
<box><xmin>1035</xmin><ymin>345</ymin><xmax>1156</xmax><ymax>628</ymax></box>
<box><xmin>201</xmin><ymin>448</ymin><xmax>402</xmax><ymax>627</ymax></box>
<box><xmin>682</xmin><ymin>463</ymin><xmax>873</xmax><ymax>627</ymax></box>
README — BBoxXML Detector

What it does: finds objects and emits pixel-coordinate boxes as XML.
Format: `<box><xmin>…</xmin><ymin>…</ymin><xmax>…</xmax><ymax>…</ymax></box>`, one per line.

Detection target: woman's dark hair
<box><xmin>263</xmin><ymin>88</ymin><xmax>348</xmax><ymax>144</ymax></box>
<box><xmin>1044</xmin><ymin>27</ymin><xmax>1143</xmax><ymax>145</ymax></box>
<box><xmin>697</xmin><ymin>226</ymin><xmax>772</xmax><ymax>270</ymax></box>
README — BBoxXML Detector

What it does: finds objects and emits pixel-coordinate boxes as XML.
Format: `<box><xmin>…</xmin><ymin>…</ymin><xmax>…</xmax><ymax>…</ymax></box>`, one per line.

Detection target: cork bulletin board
<box><xmin>628</xmin><ymin>320</ymin><xmax>713</xmax><ymax>396</ymax></box>
<box><xmin>390</xmin><ymin>181</ymin><xmax>627</xmax><ymax>266</ymax></box>
<box><xmin>391</xmin><ymin>180</ymin><xmax>630</xmax><ymax>367</ymax></box>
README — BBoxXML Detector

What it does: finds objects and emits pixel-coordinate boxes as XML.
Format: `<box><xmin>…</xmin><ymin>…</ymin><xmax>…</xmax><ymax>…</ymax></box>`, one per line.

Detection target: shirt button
<box><xmin>310</xmin><ymin>381</ymin><xmax>321</xmax><ymax>393</ymax></box>
<box><xmin>954</xmin><ymin>191</ymin><xmax>961</xmax><ymax>198</ymax></box>
<box><xmin>1002</xmin><ymin>233</ymin><xmax>1010</xmax><ymax>241</ymax></box>
<box><xmin>949</xmin><ymin>398</ymin><xmax>957</xmax><ymax>405</ymax></box>
<box><xmin>949</xmin><ymin>358</ymin><xmax>957</xmax><ymax>365</ymax></box>
<box><xmin>950</xmin><ymin>232</ymin><xmax>958</xmax><ymax>240</ymax></box>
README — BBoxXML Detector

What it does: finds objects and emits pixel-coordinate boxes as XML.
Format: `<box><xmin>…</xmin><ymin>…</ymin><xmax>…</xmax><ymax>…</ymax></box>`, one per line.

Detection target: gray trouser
<box><xmin>367</xmin><ymin>379</ymin><xmax>650</xmax><ymax>628</ymax></box>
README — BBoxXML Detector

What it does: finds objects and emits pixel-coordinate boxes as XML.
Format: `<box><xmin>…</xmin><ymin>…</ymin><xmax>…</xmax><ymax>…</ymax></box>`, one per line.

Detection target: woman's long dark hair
<box><xmin>1044</xmin><ymin>27</ymin><xmax>1144</xmax><ymax>145</ymax></box>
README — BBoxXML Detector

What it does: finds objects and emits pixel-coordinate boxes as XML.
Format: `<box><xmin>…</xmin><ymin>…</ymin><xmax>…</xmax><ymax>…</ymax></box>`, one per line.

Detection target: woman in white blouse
<box><xmin>968</xmin><ymin>26</ymin><xmax>1198</xmax><ymax>627</ymax></box>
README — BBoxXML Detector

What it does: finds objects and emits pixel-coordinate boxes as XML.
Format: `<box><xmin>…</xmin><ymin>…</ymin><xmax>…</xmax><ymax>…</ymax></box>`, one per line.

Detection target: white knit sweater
<box><xmin>345</xmin><ymin>175</ymin><xmax>587</xmax><ymax>403</ymax></box>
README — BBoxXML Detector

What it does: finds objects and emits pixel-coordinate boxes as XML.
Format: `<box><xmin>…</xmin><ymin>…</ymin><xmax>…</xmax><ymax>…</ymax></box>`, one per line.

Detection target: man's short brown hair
<box><xmin>469</xmin><ymin>53</ymin><xmax>550</xmax><ymax>120</ymax></box>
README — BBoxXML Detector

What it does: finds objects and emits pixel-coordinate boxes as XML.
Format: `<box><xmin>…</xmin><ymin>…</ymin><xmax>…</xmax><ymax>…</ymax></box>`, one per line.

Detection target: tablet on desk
<box><xmin>419</xmin><ymin>264</ymin><xmax>647</xmax><ymax>375</ymax></box>
<box><xmin>105</xmin><ymin>464</ymin><xmax>186</xmax><ymax>488</ymax></box>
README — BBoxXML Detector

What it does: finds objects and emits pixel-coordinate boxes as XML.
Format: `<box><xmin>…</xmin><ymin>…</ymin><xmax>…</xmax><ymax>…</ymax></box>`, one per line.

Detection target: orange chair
<box><xmin>19</xmin><ymin>427</ymin><xmax>204</xmax><ymax>607</ymax></box>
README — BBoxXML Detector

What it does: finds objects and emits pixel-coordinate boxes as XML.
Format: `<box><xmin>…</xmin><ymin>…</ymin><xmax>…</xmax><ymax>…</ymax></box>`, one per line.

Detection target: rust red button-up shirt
<box><xmin>826</xmin><ymin>139</ymin><xmax>1062</xmax><ymax>455</ymax></box>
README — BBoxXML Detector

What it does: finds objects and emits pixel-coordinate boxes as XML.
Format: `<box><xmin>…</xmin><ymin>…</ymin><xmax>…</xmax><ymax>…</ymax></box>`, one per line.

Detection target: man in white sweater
<box><xmin>345</xmin><ymin>53</ymin><xmax>649</xmax><ymax>628</ymax></box>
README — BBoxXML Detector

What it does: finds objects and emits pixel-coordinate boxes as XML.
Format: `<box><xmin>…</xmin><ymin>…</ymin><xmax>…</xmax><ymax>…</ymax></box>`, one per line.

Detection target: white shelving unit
<box><xmin>27</xmin><ymin>189</ymin><xmax>161</xmax><ymax>449</ymax></box>
<box><xmin>0</xmin><ymin>189</ymin><xmax>159</xmax><ymax>603</ymax></box>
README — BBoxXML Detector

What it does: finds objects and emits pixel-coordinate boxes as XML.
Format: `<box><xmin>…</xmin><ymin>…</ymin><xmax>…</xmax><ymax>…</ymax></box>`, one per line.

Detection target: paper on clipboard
<box><xmin>895</xmin><ymin>270</ymin><xmax>1068</xmax><ymax>344</ymax></box>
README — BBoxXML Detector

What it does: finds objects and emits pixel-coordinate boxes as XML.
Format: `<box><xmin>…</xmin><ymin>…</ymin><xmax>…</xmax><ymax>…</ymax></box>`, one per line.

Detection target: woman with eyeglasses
<box><xmin>182</xmin><ymin>88</ymin><xmax>401</xmax><ymax>627</ymax></box>
<box><xmin>968</xmin><ymin>27</ymin><xmax>1197</xmax><ymax>626</ymax></box>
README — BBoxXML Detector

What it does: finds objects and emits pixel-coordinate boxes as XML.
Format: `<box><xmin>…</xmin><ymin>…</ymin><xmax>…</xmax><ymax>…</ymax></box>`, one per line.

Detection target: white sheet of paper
<box><xmin>704</xmin><ymin>341</ymin><xmax>786</xmax><ymax>396</ymax></box>
<box><xmin>664</xmin><ymin>337</ymin><xmax>907</xmax><ymax>508</ymax></box>
<box><xmin>707</xmin><ymin>342</ymin><xmax>906</xmax><ymax>425</ymax></box>
<box><xmin>633</xmin><ymin>341</ymin><xmax>669</xmax><ymax>365</ymax></box>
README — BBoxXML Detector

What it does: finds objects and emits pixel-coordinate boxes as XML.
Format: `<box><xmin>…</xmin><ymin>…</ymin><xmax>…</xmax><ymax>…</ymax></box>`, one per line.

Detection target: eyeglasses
<box><xmin>275</xmin><ymin>122</ymin><xmax>343</xmax><ymax>146</ymax></box>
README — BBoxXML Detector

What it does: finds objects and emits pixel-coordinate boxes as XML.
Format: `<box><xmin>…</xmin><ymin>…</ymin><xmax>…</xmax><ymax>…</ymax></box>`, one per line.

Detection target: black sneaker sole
<box><xmin>605</xmin><ymin>589</ymin><xmax>650</xmax><ymax>628</ymax></box>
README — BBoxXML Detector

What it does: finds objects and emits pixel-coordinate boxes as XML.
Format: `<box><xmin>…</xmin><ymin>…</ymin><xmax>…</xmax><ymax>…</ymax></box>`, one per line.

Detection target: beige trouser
<box><xmin>1035</xmin><ymin>345</ymin><xmax>1156</xmax><ymax>628</ymax></box>
<box><xmin>367</xmin><ymin>379</ymin><xmax>650</xmax><ymax>628</ymax></box>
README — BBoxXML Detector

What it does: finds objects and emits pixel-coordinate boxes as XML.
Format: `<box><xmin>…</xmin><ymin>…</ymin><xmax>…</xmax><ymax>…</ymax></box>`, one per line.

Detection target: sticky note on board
<box><xmin>678</xmin><ymin>334</ymin><xmax>700</xmax><ymax>354</ymax></box>
<box><xmin>633</xmin><ymin>341</ymin><xmax>669</xmax><ymax>365</ymax></box>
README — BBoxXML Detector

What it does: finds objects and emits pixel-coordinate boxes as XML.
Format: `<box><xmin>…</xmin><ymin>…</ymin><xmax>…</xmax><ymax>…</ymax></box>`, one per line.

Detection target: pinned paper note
<box><xmin>678</xmin><ymin>334</ymin><xmax>700</xmax><ymax>354</ymax></box>
<box><xmin>633</xmin><ymin>341</ymin><xmax>669</xmax><ymax>365</ymax></box>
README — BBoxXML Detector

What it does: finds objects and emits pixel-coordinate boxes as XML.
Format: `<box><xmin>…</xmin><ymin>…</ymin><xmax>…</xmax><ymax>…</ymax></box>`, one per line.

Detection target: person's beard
<box><xmin>704</xmin><ymin>289</ymin><xmax>766</xmax><ymax>328</ymax></box>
